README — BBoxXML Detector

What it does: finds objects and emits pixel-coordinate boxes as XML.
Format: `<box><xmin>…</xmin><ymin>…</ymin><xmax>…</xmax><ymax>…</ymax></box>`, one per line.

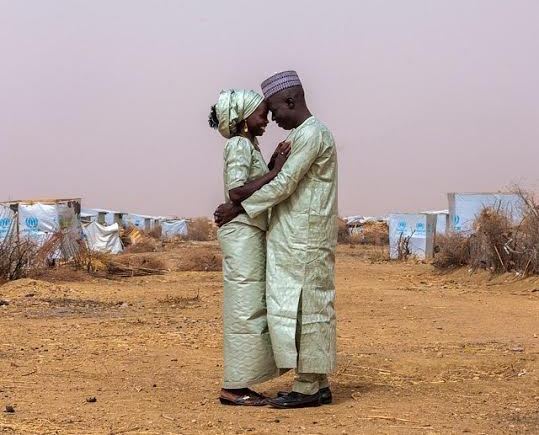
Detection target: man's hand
<box><xmin>213</xmin><ymin>202</ymin><xmax>244</xmax><ymax>227</ymax></box>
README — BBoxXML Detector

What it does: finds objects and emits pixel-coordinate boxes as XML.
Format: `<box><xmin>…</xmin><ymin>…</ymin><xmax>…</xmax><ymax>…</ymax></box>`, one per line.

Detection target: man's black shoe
<box><xmin>268</xmin><ymin>391</ymin><xmax>321</xmax><ymax>409</ymax></box>
<box><xmin>277</xmin><ymin>387</ymin><xmax>332</xmax><ymax>404</ymax></box>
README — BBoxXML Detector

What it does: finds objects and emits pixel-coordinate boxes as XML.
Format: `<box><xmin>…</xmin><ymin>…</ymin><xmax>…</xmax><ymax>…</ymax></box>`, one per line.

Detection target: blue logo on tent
<box><xmin>25</xmin><ymin>216</ymin><xmax>39</xmax><ymax>229</ymax></box>
<box><xmin>0</xmin><ymin>218</ymin><xmax>10</xmax><ymax>229</ymax></box>
<box><xmin>397</xmin><ymin>221</ymin><xmax>406</xmax><ymax>231</ymax></box>
<box><xmin>453</xmin><ymin>215</ymin><xmax>460</xmax><ymax>225</ymax></box>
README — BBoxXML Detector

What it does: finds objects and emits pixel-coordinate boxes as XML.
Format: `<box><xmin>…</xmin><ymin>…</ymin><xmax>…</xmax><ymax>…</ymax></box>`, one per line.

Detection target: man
<box><xmin>214</xmin><ymin>70</ymin><xmax>338</xmax><ymax>409</ymax></box>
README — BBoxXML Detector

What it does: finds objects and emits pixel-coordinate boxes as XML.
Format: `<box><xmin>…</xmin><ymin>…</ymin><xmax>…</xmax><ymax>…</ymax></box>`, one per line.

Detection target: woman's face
<box><xmin>245</xmin><ymin>101</ymin><xmax>269</xmax><ymax>137</ymax></box>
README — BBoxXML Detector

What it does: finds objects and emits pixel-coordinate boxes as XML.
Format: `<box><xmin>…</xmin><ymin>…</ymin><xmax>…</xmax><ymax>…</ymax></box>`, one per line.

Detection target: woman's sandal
<box><xmin>219</xmin><ymin>389</ymin><xmax>267</xmax><ymax>406</ymax></box>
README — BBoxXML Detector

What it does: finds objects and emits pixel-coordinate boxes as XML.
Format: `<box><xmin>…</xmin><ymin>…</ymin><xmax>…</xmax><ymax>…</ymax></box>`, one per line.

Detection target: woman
<box><xmin>208</xmin><ymin>89</ymin><xmax>290</xmax><ymax>406</ymax></box>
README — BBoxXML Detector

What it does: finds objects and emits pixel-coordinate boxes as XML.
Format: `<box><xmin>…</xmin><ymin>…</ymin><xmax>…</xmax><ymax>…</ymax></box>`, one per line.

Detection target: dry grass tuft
<box><xmin>123</xmin><ymin>236</ymin><xmax>162</xmax><ymax>254</ymax></box>
<box><xmin>147</xmin><ymin>225</ymin><xmax>162</xmax><ymax>240</ymax></box>
<box><xmin>361</xmin><ymin>221</ymin><xmax>389</xmax><ymax>246</ymax></box>
<box><xmin>159</xmin><ymin>292</ymin><xmax>200</xmax><ymax>308</ymax></box>
<box><xmin>433</xmin><ymin>234</ymin><xmax>470</xmax><ymax>269</ymax></box>
<box><xmin>337</xmin><ymin>218</ymin><xmax>350</xmax><ymax>244</ymax></box>
<box><xmin>434</xmin><ymin>189</ymin><xmax>539</xmax><ymax>276</ymax></box>
<box><xmin>114</xmin><ymin>254</ymin><xmax>167</xmax><ymax>272</ymax></box>
<box><xmin>182</xmin><ymin>217</ymin><xmax>217</xmax><ymax>242</ymax></box>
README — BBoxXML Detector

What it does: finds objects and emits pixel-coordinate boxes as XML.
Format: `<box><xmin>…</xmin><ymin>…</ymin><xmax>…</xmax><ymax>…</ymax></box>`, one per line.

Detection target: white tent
<box><xmin>2</xmin><ymin>199</ymin><xmax>83</xmax><ymax>259</ymax></box>
<box><xmin>422</xmin><ymin>210</ymin><xmax>449</xmax><ymax>235</ymax></box>
<box><xmin>448</xmin><ymin>193</ymin><xmax>525</xmax><ymax>233</ymax></box>
<box><xmin>83</xmin><ymin>222</ymin><xmax>123</xmax><ymax>254</ymax></box>
<box><xmin>0</xmin><ymin>205</ymin><xmax>15</xmax><ymax>242</ymax></box>
<box><xmin>161</xmin><ymin>219</ymin><xmax>188</xmax><ymax>239</ymax></box>
<box><xmin>389</xmin><ymin>213</ymin><xmax>436</xmax><ymax>260</ymax></box>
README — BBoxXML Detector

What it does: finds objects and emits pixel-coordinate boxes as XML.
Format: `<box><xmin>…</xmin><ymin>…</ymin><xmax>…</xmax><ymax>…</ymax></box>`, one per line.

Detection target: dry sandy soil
<box><xmin>0</xmin><ymin>242</ymin><xmax>538</xmax><ymax>434</ymax></box>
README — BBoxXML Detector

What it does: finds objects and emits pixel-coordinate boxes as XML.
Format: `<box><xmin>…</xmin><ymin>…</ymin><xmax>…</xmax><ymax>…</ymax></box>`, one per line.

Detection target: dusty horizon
<box><xmin>1</xmin><ymin>1</ymin><xmax>538</xmax><ymax>218</ymax></box>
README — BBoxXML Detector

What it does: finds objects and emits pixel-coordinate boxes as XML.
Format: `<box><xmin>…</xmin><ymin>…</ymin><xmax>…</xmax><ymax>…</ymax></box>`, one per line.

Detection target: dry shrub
<box><xmin>337</xmin><ymin>217</ymin><xmax>350</xmax><ymax>244</ymax></box>
<box><xmin>361</xmin><ymin>222</ymin><xmax>389</xmax><ymax>246</ymax></box>
<box><xmin>433</xmin><ymin>233</ymin><xmax>470</xmax><ymax>269</ymax></box>
<box><xmin>368</xmin><ymin>246</ymin><xmax>390</xmax><ymax>262</ymax></box>
<box><xmin>29</xmin><ymin>266</ymin><xmax>93</xmax><ymax>283</ymax></box>
<box><xmin>114</xmin><ymin>254</ymin><xmax>167</xmax><ymax>271</ymax></box>
<box><xmin>177</xmin><ymin>250</ymin><xmax>222</xmax><ymax>272</ymax></box>
<box><xmin>468</xmin><ymin>208</ymin><xmax>513</xmax><ymax>272</ymax></box>
<box><xmin>0</xmin><ymin>228</ymin><xmax>77</xmax><ymax>282</ymax></box>
<box><xmin>338</xmin><ymin>218</ymin><xmax>389</xmax><ymax>246</ymax></box>
<box><xmin>159</xmin><ymin>292</ymin><xmax>200</xmax><ymax>308</ymax></box>
<box><xmin>434</xmin><ymin>189</ymin><xmax>539</xmax><ymax>276</ymax></box>
<box><xmin>184</xmin><ymin>217</ymin><xmax>217</xmax><ymax>241</ymax></box>
<box><xmin>123</xmin><ymin>236</ymin><xmax>162</xmax><ymax>254</ymax></box>
<box><xmin>396</xmin><ymin>232</ymin><xmax>413</xmax><ymax>260</ymax></box>
<box><xmin>147</xmin><ymin>225</ymin><xmax>162</xmax><ymax>240</ymax></box>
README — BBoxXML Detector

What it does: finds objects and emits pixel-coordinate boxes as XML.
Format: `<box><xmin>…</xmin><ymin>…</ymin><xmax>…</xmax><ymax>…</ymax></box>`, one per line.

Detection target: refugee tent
<box><xmin>121</xmin><ymin>214</ymin><xmax>161</xmax><ymax>231</ymax></box>
<box><xmin>161</xmin><ymin>219</ymin><xmax>188</xmax><ymax>239</ymax></box>
<box><xmin>448</xmin><ymin>193</ymin><xmax>525</xmax><ymax>233</ymax></box>
<box><xmin>83</xmin><ymin>222</ymin><xmax>123</xmax><ymax>254</ymax></box>
<box><xmin>122</xmin><ymin>214</ymin><xmax>147</xmax><ymax>230</ymax></box>
<box><xmin>0</xmin><ymin>205</ymin><xmax>15</xmax><ymax>242</ymax></box>
<box><xmin>388</xmin><ymin>213</ymin><xmax>436</xmax><ymax>260</ymax></box>
<box><xmin>345</xmin><ymin>215</ymin><xmax>387</xmax><ymax>236</ymax></box>
<box><xmin>422</xmin><ymin>210</ymin><xmax>449</xmax><ymax>235</ymax></box>
<box><xmin>0</xmin><ymin>198</ymin><xmax>83</xmax><ymax>259</ymax></box>
<box><xmin>80</xmin><ymin>208</ymin><xmax>98</xmax><ymax>223</ymax></box>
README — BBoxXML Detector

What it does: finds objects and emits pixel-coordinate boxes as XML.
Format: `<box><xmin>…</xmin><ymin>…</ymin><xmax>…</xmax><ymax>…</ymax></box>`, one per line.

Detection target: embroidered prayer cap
<box><xmin>261</xmin><ymin>70</ymin><xmax>302</xmax><ymax>99</ymax></box>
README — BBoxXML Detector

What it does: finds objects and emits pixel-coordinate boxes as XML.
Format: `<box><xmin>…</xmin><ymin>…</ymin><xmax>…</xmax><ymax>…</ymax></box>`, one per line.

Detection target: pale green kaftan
<box><xmin>218</xmin><ymin>136</ymin><xmax>278</xmax><ymax>388</ymax></box>
<box><xmin>242</xmin><ymin>116</ymin><xmax>338</xmax><ymax>374</ymax></box>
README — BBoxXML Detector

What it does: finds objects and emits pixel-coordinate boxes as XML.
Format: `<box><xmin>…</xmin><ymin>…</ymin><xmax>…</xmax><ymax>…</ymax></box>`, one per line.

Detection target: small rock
<box><xmin>86</xmin><ymin>396</ymin><xmax>97</xmax><ymax>403</ymax></box>
<box><xmin>0</xmin><ymin>300</ymin><xmax>9</xmax><ymax>306</ymax></box>
<box><xmin>510</xmin><ymin>346</ymin><xmax>524</xmax><ymax>352</ymax></box>
<box><xmin>4</xmin><ymin>405</ymin><xmax>15</xmax><ymax>413</ymax></box>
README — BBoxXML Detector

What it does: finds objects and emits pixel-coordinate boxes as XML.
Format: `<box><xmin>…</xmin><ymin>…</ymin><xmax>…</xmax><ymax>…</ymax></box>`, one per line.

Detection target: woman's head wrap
<box><xmin>213</xmin><ymin>89</ymin><xmax>263</xmax><ymax>139</ymax></box>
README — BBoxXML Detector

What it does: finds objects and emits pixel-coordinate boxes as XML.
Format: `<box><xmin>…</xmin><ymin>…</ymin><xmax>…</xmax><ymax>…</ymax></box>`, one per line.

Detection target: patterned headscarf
<box><xmin>215</xmin><ymin>89</ymin><xmax>264</xmax><ymax>139</ymax></box>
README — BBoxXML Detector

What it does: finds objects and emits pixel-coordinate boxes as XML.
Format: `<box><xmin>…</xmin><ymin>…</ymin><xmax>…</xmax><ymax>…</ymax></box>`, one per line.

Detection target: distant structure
<box><xmin>448</xmin><ymin>192</ymin><xmax>525</xmax><ymax>233</ymax></box>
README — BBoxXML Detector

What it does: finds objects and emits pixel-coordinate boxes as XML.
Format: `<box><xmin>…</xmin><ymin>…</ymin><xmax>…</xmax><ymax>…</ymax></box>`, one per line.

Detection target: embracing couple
<box><xmin>209</xmin><ymin>71</ymin><xmax>338</xmax><ymax>409</ymax></box>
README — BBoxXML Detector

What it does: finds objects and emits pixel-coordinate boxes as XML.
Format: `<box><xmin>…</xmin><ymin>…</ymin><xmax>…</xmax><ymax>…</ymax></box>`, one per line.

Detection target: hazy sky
<box><xmin>1</xmin><ymin>1</ymin><xmax>538</xmax><ymax>217</ymax></box>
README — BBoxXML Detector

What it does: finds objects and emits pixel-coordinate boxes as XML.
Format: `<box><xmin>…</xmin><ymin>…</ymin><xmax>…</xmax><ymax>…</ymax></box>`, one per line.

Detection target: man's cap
<box><xmin>261</xmin><ymin>70</ymin><xmax>302</xmax><ymax>99</ymax></box>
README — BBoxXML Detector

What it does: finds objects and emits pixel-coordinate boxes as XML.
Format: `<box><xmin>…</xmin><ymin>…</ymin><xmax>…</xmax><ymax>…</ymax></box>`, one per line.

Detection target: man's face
<box><xmin>266</xmin><ymin>93</ymin><xmax>294</xmax><ymax>130</ymax></box>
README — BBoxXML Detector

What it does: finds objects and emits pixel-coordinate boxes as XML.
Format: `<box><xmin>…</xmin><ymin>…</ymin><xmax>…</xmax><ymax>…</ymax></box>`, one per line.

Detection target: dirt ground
<box><xmin>1</xmin><ymin>242</ymin><xmax>538</xmax><ymax>434</ymax></box>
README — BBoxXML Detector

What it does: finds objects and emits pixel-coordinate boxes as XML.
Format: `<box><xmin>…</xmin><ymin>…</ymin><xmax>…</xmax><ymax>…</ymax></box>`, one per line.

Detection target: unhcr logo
<box><xmin>0</xmin><ymin>217</ymin><xmax>10</xmax><ymax>229</ymax></box>
<box><xmin>453</xmin><ymin>215</ymin><xmax>460</xmax><ymax>225</ymax></box>
<box><xmin>25</xmin><ymin>216</ymin><xmax>39</xmax><ymax>230</ymax></box>
<box><xmin>397</xmin><ymin>221</ymin><xmax>406</xmax><ymax>231</ymax></box>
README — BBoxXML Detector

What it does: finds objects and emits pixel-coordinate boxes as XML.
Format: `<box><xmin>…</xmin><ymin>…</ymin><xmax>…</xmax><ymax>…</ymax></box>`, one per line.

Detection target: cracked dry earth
<box><xmin>0</xmin><ymin>242</ymin><xmax>538</xmax><ymax>434</ymax></box>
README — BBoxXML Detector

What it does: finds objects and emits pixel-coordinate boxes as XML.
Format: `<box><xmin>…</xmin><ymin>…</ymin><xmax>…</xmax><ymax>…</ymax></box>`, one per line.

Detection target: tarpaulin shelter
<box><xmin>448</xmin><ymin>193</ymin><xmax>525</xmax><ymax>233</ymax></box>
<box><xmin>161</xmin><ymin>219</ymin><xmax>188</xmax><ymax>239</ymax></box>
<box><xmin>388</xmin><ymin>213</ymin><xmax>436</xmax><ymax>260</ymax></box>
<box><xmin>0</xmin><ymin>198</ymin><xmax>82</xmax><ymax>259</ymax></box>
<box><xmin>82</xmin><ymin>222</ymin><xmax>123</xmax><ymax>254</ymax></box>
<box><xmin>422</xmin><ymin>210</ymin><xmax>449</xmax><ymax>235</ymax></box>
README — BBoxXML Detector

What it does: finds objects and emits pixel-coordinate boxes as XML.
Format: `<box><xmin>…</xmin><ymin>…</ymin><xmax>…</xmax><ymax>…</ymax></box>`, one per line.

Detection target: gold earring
<box><xmin>243</xmin><ymin>122</ymin><xmax>249</xmax><ymax>134</ymax></box>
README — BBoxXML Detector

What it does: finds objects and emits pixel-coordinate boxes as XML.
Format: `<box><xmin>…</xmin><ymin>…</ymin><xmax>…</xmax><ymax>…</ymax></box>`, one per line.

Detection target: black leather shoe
<box><xmin>268</xmin><ymin>391</ymin><xmax>321</xmax><ymax>409</ymax></box>
<box><xmin>277</xmin><ymin>387</ymin><xmax>332</xmax><ymax>404</ymax></box>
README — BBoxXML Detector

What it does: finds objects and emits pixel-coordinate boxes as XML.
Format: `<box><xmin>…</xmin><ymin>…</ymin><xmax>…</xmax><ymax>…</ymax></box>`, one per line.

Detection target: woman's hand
<box><xmin>269</xmin><ymin>141</ymin><xmax>291</xmax><ymax>171</ymax></box>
